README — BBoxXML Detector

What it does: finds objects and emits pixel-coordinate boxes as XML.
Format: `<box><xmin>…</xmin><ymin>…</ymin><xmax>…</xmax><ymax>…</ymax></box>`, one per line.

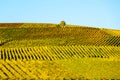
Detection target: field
<box><xmin>0</xmin><ymin>23</ymin><xmax>120</xmax><ymax>79</ymax></box>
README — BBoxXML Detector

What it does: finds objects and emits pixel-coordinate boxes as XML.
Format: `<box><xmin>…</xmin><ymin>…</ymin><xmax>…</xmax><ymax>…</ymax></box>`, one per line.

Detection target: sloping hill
<box><xmin>0</xmin><ymin>23</ymin><xmax>58</xmax><ymax>28</ymax></box>
<box><xmin>0</xmin><ymin>23</ymin><xmax>120</xmax><ymax>79</ymax></box>
<box><xmin>101</xmin><ymin>28</ymin><xmax>120</xmax><ymax>36</ymax></box>
<box><xmin>0</xmin><ymin>24</ymin><xmax>120</xmax><ymax>47</ymax></box>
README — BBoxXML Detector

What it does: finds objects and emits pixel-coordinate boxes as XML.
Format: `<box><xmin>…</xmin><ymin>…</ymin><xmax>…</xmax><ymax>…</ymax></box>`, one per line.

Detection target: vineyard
<box><xmin>102</xmin><ymin>28</ymin><xmax>120</xmax><ymax>36</ymax></box>
<box><xmin>0</xmin><ymin>46</ymin><xmax>120</xmax><ymax>60</ymax></box>
<box><xmin>0</xmin><ymin>27</ymin><xmax>120</xmax><ymax>47</ymax></box>
<box><xmin>0</xmin><ymin>23</ymin><xmax>120</xmax><ymax>79</ymax></box>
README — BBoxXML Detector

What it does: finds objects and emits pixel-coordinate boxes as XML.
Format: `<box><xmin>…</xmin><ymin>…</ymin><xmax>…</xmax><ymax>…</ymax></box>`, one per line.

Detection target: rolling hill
<box><xmin>0</xmin><ymin>23</ymin><xmax>120</xmax><ymax>79</ymax></box>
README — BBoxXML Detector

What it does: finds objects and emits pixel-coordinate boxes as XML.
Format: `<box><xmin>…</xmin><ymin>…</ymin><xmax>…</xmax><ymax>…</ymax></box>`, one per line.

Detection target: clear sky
<box><xmin>0</xmin><ymin>0</ymin><xmax>120</xmax><ymax>29</ymax></box>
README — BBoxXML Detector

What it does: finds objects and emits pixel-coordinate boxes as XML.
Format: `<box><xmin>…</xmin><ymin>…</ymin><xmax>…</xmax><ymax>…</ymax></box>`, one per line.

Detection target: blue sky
<box><xmin>0</xmin><ymin>0</ymin><xmax>120</xmax><ymax>29</ymax></box>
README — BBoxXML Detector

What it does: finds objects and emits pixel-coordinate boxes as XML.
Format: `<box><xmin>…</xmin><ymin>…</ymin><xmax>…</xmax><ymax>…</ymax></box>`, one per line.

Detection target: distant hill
<box><xmin>0</xmin><ymin>23</ymin><xmax>120</xmax><ymax>47</ymax></box>
<box><xmin>0</xmin><ymin>23</ymin><xmax>58</xmax><ymax>28</ymax></box>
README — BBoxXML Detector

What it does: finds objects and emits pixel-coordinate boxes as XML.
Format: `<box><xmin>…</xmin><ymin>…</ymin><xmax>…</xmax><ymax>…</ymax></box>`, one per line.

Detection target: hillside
<box><xmin>101</xmin><ymin>28</ymin><xmax>120</xmax><ymax>36</ymax></box>
<box><xmin>0</xmin><ymin>23</ymin><xmax>58</xmax><ymax>28</ymax></box>
<box><xmin>0</xmin><ymin>23</ymin><xmax>120</xmax><ymax>47</ymax></box>
<box><xmin>0</xmin><ymin>23</ymin><xmax>120</xmax><ymax>79</ymax></box>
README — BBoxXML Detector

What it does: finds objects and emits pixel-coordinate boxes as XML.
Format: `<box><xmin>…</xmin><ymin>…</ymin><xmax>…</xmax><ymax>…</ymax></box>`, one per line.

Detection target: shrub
<box><xmin>59</xmin><ymin>21</ymin><xmax>66</xmax><ymax>27</ymax></box>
